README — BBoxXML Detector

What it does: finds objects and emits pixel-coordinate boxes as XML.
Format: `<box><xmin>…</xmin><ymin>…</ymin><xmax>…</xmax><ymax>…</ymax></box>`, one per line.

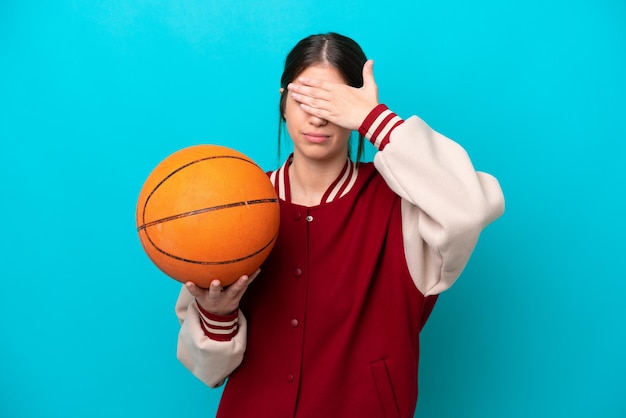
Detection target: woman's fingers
<box><xmin>208</xmin><ymin>279</ymin><xmax>225</xmax><ymax>301</ymax></box>
<box><xmin>184</xmin><ymin>281</ymin><xmax>202</xmax><ymax>297</ymax></box>
<box><xmin>287</xmin><ymin>84</ymin><xmax>329</xmax><ymax>108</ymax></box>
<box><xmin>185</xmin><ymin>269</ymin><xmax>261</xmax><ymax>316</ymax></box>
<box><xmin>362</xmin><ymin>60</ymin><xmax>376</xmax><ymax>92</ymax></box>
<box><xmin>226</xmin><ymin>269</ymin><xmax>261</xmax><ymax>298</ymax></box>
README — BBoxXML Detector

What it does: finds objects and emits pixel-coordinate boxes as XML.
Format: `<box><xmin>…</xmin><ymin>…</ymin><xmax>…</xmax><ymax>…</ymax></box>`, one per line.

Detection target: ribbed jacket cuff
<box><xmin>196</xmin><ymin>300</ymin><xmax>239</xmax><ymax>341</ymax></box>
<box><xmin>358</xmin><ymin>104</ymin><xmax>404</xmax><ymax>151</ymax></box>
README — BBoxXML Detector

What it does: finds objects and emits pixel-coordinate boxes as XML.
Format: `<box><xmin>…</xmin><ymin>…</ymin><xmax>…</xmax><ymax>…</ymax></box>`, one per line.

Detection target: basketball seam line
<box><xmin>137</xmin><ymin>198</ymin><xmax>278</xmax><ymax>231</ymax></box>
<box><xmin>140</xmin><ymin>154</ymin><xmax>260</xmax><ymax>225</ymax></box>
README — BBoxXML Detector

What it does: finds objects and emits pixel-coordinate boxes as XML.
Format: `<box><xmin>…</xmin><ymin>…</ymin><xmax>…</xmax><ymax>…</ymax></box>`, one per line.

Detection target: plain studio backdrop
<box><xmin>1</xmin><ymin>1</ymin><xmax>624</xmax><ymax>417</ymax></box>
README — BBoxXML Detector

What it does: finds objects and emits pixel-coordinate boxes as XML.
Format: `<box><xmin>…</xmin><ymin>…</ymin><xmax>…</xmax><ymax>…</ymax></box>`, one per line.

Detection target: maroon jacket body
<box><xmin>217</xmin><ymin>162</ymin><xmax>437</xmax><ymax>418</ymax></box>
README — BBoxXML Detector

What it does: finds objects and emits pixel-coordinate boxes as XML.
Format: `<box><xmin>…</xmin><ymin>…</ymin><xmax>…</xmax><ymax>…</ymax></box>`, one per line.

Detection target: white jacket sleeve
<box><xmin>359</xmin><ymin>105</ymin><xmax>505</xmax><ymax>296</ymax></box>
<box><xmin>175</xmin><ymin>285</ymin><xmax>247</xmax><ymax>387</ymax></box>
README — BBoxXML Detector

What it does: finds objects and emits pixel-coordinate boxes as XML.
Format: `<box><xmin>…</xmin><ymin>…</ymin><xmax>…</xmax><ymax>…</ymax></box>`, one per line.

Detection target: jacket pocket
<box><xmin>370</xmin><ymin>359</ymin><xmax>401</xmax><ymax>418</ymax></box>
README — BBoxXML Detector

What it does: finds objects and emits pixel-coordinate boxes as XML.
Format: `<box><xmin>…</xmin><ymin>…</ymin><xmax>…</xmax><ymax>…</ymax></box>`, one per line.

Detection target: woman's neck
<box><xmin>288</xmin><ymin>154</ymin><xmax>348</xmax><ymax>207</ymax></box>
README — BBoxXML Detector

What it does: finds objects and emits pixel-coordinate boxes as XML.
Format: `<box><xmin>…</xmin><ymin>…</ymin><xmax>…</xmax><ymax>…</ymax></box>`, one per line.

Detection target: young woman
<box><xmin>175</xmin><ymin>33</ymin><xmax>505</xmax><ymax>418</ymax></box>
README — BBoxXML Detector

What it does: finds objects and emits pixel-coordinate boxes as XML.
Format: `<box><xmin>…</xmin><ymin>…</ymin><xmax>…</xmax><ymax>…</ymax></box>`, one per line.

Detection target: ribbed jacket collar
<box><xmin>269</xmin><ymin>155</ymin><xmax>359</xmax><ymax>205</ymax></box>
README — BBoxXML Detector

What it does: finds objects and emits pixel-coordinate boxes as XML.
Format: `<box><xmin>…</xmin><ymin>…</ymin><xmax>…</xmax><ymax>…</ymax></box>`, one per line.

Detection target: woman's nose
<box><xmin>309</xmin><ymin>114</ymin><xmax>328</xmax><ymax>127</ymax></box>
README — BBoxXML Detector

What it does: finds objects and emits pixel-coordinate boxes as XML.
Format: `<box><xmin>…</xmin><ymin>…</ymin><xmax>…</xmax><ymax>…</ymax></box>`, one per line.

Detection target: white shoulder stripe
<box><xmin>325</xmin><ymin>160</ymin><xmax>352</xmax><ymax>203</ymax></box>
<box><xmin>277</xmin><ymin>162</ymin><xmax>287</xmax><ymax>200</ymax></box>
<box><xmin>339</xmin><ymin>164</ymin><xmax>359</xmax><ymax>198</ymax></box>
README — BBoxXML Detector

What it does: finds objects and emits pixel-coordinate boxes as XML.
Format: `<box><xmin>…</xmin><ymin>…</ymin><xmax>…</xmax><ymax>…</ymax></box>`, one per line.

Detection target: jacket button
<box><xmin>306</xmin><ymin>215</ymin><xmax>313</xmax><ymax>222</ymax></box>
<box><xmin>290</xmin><ymin>319</ymin><xmax>299</xmax><ymax>327</ymax></box>
<box><xmin>293</xmin><ymin>267</ymin><xmax>302</xmax><ymax>277</ymax></box>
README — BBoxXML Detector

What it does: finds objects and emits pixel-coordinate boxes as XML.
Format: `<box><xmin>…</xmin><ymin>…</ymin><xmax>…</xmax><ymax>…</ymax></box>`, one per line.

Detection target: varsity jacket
<box><xmin>175</xmin><ymin>105</ymin><xmax>505</xmax><ymax>418</ymax></box>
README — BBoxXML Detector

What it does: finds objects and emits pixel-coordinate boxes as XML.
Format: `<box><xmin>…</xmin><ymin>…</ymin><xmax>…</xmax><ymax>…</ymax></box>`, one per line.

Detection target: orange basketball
<box><xmin>136</xmin><ymin>144</ymin><xmax>280</xmax><ymax>287</ymax></box>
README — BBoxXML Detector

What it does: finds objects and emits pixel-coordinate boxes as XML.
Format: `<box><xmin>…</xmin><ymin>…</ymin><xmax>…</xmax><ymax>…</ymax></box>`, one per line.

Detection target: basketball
<box><xmin>136</xmin><ymin>144</ymin><xmax>280</xmax><ymax>287</ymax></box>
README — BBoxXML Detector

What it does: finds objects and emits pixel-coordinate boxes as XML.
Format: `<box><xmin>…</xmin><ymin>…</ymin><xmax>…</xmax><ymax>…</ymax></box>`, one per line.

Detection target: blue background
<box><xmin>1</xmin><ymin>1</ymin><xmax>625</xmax><ymax>417</ymax></box>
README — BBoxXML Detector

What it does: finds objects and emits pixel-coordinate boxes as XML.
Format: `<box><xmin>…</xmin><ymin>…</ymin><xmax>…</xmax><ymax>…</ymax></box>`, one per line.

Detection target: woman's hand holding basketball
<box><xmin>185</xmin><ymin>269</ymin><xmax>260</xmax><ymax>316</ymax></box>
<box><xmin>287</xmin><ymin>60</ymin><xmax>378</xmax><ymax>130</ymax></box>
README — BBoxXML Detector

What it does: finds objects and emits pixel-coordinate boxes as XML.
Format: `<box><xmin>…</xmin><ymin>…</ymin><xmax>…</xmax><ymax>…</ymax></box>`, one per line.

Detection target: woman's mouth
<box><xmin>303</xmin><ymin>133</ymin><xmax>330</xmax><ymax>144</ymax></box>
